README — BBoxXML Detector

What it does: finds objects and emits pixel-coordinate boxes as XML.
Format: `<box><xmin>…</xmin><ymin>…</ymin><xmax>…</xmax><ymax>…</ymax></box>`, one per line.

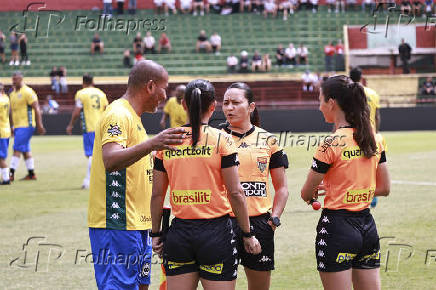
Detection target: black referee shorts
<box><xmin>163</xmin><ymin>215</ymin><xmax>238</xmax><ymax>281</ymax></box>
<box><xmin>315</xmin><ymin>208</ymin><xmax>380</xmax><ymax>272</ymax></box>
<box><xmin>231</xmin><ymin>213</ymin><xmax>275</xmax><ymax>271</ymax></box>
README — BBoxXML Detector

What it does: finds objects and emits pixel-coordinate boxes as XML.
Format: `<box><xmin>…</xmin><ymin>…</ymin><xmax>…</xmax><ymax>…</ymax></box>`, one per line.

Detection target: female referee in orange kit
<box><xmin>301</xmin><ymin>75</ymin><xmax>391</xmax><ymax>290</ymax></box>
<box><xmin>221</xmin><ymin>83</ymin><xmax>289</xmax><ymax>290</ymax></box>
<box><xmin>150</xmin><ymin>79</ymin><xmax>261</xmax><ymax>290</ymax></box>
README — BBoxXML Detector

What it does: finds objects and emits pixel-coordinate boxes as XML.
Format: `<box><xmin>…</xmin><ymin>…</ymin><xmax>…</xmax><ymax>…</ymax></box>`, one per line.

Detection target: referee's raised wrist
<box><xmin>242</xmin><ymin>230</ymin><xmax>255</xmax><ymax>238</ymax></box>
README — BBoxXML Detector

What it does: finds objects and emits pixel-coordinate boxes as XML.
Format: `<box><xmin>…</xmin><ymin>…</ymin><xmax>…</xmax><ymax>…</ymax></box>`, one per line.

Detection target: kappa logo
<box><xmin>318</xmin><ymin>250</ymin><xmax>325</xmax><ymax>257</ymax></box>
<box><xmin>233</xmin><ymin>247</ymin><xmax>238</xmax><ymax>255</ymax></box>
<box><xmin>111</xmin><ymin>180</ymin><xmax>120</xmax><ymax>187</ymax></box>
<box><xmin>111</xmin><ymin>202</ymin><xmax>120</xmax><ymax>209</ymax></box>
<box><xmin>109</xmin><ymin>171</ymin><xmax>121</xmax><ymax>176</ymax></box>
<box><xmin>318</xmin><ymin>262</ymin><xmax>325</xmax><ymax>269</ymax></box>
<box><xmin>238</xmin><ymin>142</ymin><xmax>249</xmax><ymax>148</ymax></box>
<box><xmin>107</xmin><ymin>124</ymin><xmax>122</xmax><ymax>137</ymax></box>
<box><xmin>322</xmin><ymin>216</ymin><xmax>330</xmax><ymax>223</ymax></box>
<box><xmin>257</xmin><ymin>157</ymin><xmax>268</xmax><ymax>173</ymax></box>
<box><xmin>259</xmin><ymin>256</ymin><xmax>271</xmax><ymax>263</ymax></box>
<box><xmin>111</xmin><ymin>213</ymin><xmax>120</xmax><ymax>220</ymax></box>
<box><xmin>318</xmin><ymin>239</ymin><xmax>327</xmax><ymax>246</ymax></box>
<box><xmin>233</xmin><ymin>258</ymin><xmax>238</xmax><ymax>265</ymax></box>
<box><xmin>111</xmin><ymin>191</ymin><xmax>120</xmax><ymax>198</ymax></box>
<box><xmin>319</xmin><ymin>227</ymin><xmax>328</xmax><ymax>234</ymax></box>
<box><xmin>233</xmin><ymin>270</ymin><xmax>237</xmax><ymax>277</ymax></box>
<box><xmin>312</xmin><ymin>160</ymin><xmax>318</xmax><ymax>169</ymax></box>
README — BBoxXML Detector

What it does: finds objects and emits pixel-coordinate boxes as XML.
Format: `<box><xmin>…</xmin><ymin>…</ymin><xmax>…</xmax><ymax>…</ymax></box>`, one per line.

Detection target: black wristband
<box><xmin>242</xmin><ymin>230</ymin><xmax>254</xmax><ymax>238</ymax></box>
<box><xmin>149</xmin><ymin>231</ymin><xmax>162</xmax><ymax>237</ymax></box>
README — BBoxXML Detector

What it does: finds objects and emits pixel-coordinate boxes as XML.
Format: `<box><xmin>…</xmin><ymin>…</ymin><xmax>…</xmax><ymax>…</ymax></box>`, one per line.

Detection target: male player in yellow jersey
<box><xmin>350</xmin><ymin>67</ymin><xmax>383</xmax><ymax>208</ymax></box>
<box><xmin>66</xmin><ymin>74</ymin><xmax>108</xmax><ymax>189</ymax></box>
<box><xmin>88</xmin><ymin>60</ymin><xmax>186</xmax><ymax>290</ymax></box>
<box><xmin>159</xmin><ymin>84</ymin><xmax>187</xmax><ymax>129</ymax></box>
<box><xmin>9</xmin><ymin>71</ymin><xmax>46</xmax><ymax>181</ymax></box>
<box><xmin>0</xmin><ymin>83</ymin><xmax>11</xmax><ymax>185</ymax></box>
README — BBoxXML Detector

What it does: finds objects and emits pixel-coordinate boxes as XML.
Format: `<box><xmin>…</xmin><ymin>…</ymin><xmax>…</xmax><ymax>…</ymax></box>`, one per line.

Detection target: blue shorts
<box><xmin>0</xmin><ymin>138</ymin><xmax>9</xmax><ymax>159</ymax></box>
<box><xmin>13</xmin><ymin>127</ymin><xmax>35</xmax><ymax>153</ymax></box>
<box><xmin>89</xmin><ymin>228</ymin><xmax>152</xmax><ymax>289</ymax></box>
<box><xmin>83</xmin><ymin>132</ymin><xmax>96</xmax><ymax>157</ymax></box>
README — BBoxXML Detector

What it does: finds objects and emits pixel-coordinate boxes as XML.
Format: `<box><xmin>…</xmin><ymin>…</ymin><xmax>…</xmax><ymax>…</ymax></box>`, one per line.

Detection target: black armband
<box><xmin>221</xmin><ymin>153</ymin><xmax>239</xmax><ymax>168</ymax></box>
<box><xmin>270</xmin><ymin>150</ymin><xmax>289</xmax><ymax>169</ymax></box>
<box><xmin>311</xmin><ymin>158</ymin><xmax>331</xmax><ymax>174</ymax></box>
<box><xmin>379</xmin><ymin>151</ymin><xmax>386</xmax><ymax>164</ymax></box>
<box><xmin>154</xmin><ymin>157</ymin><xmax>166</xmax><ymax>172</ymax></box>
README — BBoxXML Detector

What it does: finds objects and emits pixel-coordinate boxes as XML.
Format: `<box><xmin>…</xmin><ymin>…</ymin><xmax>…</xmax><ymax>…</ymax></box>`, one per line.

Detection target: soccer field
<box><xmin>1</xmin><ymin>131</ymin><xmax>436</xmax><ymax>290</ymax></box>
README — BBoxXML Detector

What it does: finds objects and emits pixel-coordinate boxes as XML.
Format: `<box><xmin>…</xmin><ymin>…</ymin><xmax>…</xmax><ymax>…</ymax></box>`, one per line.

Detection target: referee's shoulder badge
<box><xmin>107</xmin><ymin>124</ymin><xmax>122</xmax><ymax>136</ymax></box>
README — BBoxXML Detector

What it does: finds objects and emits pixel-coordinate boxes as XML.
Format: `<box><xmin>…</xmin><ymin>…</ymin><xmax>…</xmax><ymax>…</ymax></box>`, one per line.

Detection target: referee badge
<box><xmin>107</xmin><ymin>124</ymin><xmax>122</xmax><ymax>136</ymax></box>
<box><xmin>257</xmin><ymin>157</ymin><xmax>267</xmax><ymax>173</ymax></box>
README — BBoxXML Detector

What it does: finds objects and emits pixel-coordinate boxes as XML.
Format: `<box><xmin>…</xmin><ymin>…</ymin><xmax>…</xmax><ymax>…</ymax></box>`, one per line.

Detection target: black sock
<box><xmin>10</xmin><ymin>168</ymin><xmax>15</xmax><ymax>174</ymax></box>
<box><xmin>28</xmin><ymin>169</ymin><xmax>34</xmax><ymax>177</ymax></box>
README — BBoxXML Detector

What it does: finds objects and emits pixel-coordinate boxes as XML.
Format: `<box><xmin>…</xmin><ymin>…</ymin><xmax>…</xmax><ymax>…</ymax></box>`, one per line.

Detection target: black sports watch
<box><xmin>149</xmin><ymin>231</ymin><xmax>163</xmax><ymax>237</ymax></box>
<box><xmin>269</xmin><ymin>216</ymin><xmax>281</xmax><ymax>227</ymax></box>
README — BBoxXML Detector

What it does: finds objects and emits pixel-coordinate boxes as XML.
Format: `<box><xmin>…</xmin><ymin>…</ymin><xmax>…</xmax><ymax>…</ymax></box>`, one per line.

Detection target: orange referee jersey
<box><xmin>155</xmin><ymin>125</ymin><xmax>239</xmax><ymax>219</ymax></box>
<box><xmin>222</xmin><ymin>125</ymin><xmax>289</xmax><ymax>217</ymax></box>
<box><xmin>311</xmin><ymin>127</ymin><xmax>386</xmax><ymax>212</ymax></box>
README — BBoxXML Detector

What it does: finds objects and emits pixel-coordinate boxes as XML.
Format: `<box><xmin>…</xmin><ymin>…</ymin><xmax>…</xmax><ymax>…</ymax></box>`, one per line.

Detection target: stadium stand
<box><xmin>0</xmin><ymin>8</ymin><xmax>400</xmax><ymax>77</ymax></box>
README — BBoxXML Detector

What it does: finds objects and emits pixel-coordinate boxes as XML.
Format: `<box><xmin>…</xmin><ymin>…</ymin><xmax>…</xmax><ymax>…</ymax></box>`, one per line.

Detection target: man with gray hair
<box><xmin>88</xmin><ymin>60</ymin><xmax>186</xmax><ymax>290</ymax></box>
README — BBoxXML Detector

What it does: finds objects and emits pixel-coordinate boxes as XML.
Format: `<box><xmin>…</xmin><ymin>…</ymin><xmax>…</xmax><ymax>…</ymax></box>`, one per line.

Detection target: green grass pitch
<box><xmin>1</xmin><ymin>131</ymin><xmax>435</xmax><ymax>289</ymax></box>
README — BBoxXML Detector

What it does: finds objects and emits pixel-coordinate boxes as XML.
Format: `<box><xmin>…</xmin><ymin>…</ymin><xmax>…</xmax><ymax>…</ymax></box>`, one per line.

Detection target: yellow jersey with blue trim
<box><xmin>0</xmin><ymin>94</ymin><xmax>11</xmax><ymax>138</ymax></box>
<box><xmin>10</xmin><ymin>85</ymin><xmax>38</xmax><ymax>128</ymax></box>
<box><xmin>88</xmin><ymin>98</ymin><xmax>153</xmax><ymax>230</ymax></box>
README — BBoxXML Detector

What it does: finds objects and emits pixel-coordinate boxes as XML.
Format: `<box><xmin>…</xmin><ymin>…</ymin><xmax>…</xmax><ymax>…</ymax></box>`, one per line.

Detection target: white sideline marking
<box><xmin>392</xmin><ymin>180</ymin><xmax>436</xmax><ymax>186</ymax></box>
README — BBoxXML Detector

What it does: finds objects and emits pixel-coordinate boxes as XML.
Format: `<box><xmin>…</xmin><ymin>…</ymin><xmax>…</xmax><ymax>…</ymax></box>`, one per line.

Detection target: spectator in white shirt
<box><xmin>301</xmin><ymin>70</ymin><xmax>318</xmax><ymax>91</ymax></box>
<box><xmin>285</xmin><ymin>43</ymin><xmax>296</xmax><ymax>65</ymax></box>
<box><xmin>180</xmin><ymin>0</ymin><xmax>192</xmax><ymax>13</ymax></box>
<box><xmin>143</xmin><ymin>31</ymin><xmax>156</xmax><ymax>54</ymax></box>
<box><xmin>227</xmin><ymin>55</ymin><xmax>238</xmax><ymax>73</ymax></box>
<box><xmin>264</xmin><ymin>0</ymin><xmax>277</xmax><ymax>18</ymax></box>
<box><xmin>310</xmin><ymin>0</ymin><xmax>319</xmax><ymax>12</ymax></box>
<box><xmin>297</xmin><ymin>43</ymin><xmax>308</xmax><ymax>65</ymax></box>
<box><xmin>210</xmin><ymin>32</ymin><xmax>222</xmax><ymax>55</ymax></box>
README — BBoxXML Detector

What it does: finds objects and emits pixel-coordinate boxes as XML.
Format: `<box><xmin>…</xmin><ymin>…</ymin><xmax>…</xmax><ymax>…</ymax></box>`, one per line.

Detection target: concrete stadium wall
<box><xmin>43</xmin><ymin>106</ymin><xmax>436</xmax><ymax>135</ymax></box>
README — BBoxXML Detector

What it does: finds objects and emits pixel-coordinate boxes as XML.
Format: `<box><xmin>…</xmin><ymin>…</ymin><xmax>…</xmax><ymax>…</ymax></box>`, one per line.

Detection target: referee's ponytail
<box><xmin>321</xmin><ymin>75</ymin><xmax>376</xmax><ymax>158</ymax></box>
<box><xmin>185</xmin><ymin>79</ymin><xmax>215</xmax><ymax>147</ymax></box>
<box><xmin>226</xmin><ymin>82</ymin><xmax>260</xmax><ymax>127</ymax></box>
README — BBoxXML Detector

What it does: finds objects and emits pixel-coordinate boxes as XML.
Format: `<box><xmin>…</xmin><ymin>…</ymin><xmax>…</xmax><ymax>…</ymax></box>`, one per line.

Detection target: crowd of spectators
<box><xmin>149</xmin><ymin>0</ymin><xmax>436</xmax><ymax>17</ymax></box>
<box><xmin>324</xmin><ymin>39</ymin><xmax>344</xmax><ymax>72</ymax></box>
<box><xmin>0</xmin><ymin>31</ymin><xmax>31</xmax><ymax>66</ymax></box>
<box><xmin>122</xmin><ymin>32</ymin><xmax>172</xmax><ymax>67</ymax></box>
<box><xmin>227</xmin><ymin>50</ymin><xmax>272</xmax><ymax>73</ymax></box>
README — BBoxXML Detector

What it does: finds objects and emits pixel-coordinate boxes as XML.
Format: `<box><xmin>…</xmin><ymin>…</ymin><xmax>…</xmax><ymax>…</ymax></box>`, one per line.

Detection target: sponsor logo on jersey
<box><xmin>107</xmin><ymin>124</ymin><xmax>122</xmax><ymax>136</ymax></box>
<box><xmin>139</xmin><ymin>262</ymin><xmax>150</xmax><ymax>278</ymax></box>
<box><xmin>359</xmin><ymin>251</ymin><xmax>380</xmax><ymax>261</ymax></box>
<box><xmin>341</xmin><ymin>146</ymin><xmax>364</xmax><ymax>161</ymax></box>
<box><xmin>257</xmin><ymin>157</ymin><xmax>268</xmax><ymax>173</ymax></box>
<box><xmin>241</xmin><ymin>182</ymin><xmax>267</xmax><ymax>197</ymax></box>
<box><xmin>344</xmin><ymin>188</ymin><xmax>374</xmax><ymax>204</ymax></box>
<box><xmin>199</xmin><ymin>263</ymin><xmax>223</xmax><ymax>274</ymax></box>
<box><xmin>167</xmin><ymin>260</ymin><xmax>195</xmax><ymax>270</ymax></box>
<box><xmin>336</xmin><ymin>253</ymin><xmax>357</xmax><ymax>263</ymax></box>
<box><xmin>172</xmin><ymin>190</ymin><xmax>211</xmax><ymax>205</ymax></box>
<box><xmin>163</xmin><ymin>145</ymin><xmax>214</xmax><ymax>160</ymax></box>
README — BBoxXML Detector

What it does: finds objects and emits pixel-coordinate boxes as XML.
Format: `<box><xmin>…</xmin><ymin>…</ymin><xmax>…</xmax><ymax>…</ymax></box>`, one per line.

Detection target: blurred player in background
<box><xmin>151</xmin><ymin>79</ymin><xmax>261</xmax><ymax>290</ymax></box>
<box><xmin>221</xmin><ymin>82</ymin><xmax>289</xmax><ymax>290</ymax></box>
<box><xmin>88</xmin><ymin>60</ymin><xmax>186</xmax><ymax>290</ymax></box>
<box><xmin>66</xmin><ymin>74</ymin><xmax>108</xmax><ymax>189</ymax></box>
<box><xmin>301</xmin><ymin>76</ymin><xmax>390</xmax><ymax>290</ymax></box>
<box><xmin>160</xmin><ymin>84</ymin><xmax>187</xmax><ymax>129</ymax></box>
<box><xmin>9</xmin><ymin>71</ymin><xmax>46</xmax><ymax>181</ymax></box>
<box><xmin>0</xmin><ymin>83</ymin><xmax>11</xmax><ymax>185</ymax></box>
<box><xmin>350</xmin><ymin>67</ymin><xmax>384</xmax><ymax>208</ymax></box>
